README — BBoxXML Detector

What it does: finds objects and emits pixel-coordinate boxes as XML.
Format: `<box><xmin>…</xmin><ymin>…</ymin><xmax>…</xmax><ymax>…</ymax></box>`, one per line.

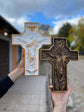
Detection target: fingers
<box><xmin>67</xmin><ymin>86</ymin><xmax>71</xmax><ymax>95</ymax></box>
<box><xmin>49</xmin><ymin>85</ymin><xmax>53</xmax><ymax>92</ymax></box>
<box><xmin>21</xmin><ymin>49</ymin><xmax>24</xmax><ymax>59</ymax></box>
<box><xmin>49</xmin><ymin>85</ymin><xmax>71</xmax><ymax>94</ymax></box>
<box><xmin>49</xmin><ymin>85</ymin><xmax>53</xmax><ymax>89</ymax></box>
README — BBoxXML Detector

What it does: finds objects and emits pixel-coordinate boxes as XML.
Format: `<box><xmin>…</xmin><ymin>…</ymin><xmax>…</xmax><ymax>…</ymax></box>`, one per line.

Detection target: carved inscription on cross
<box><xmin>40</xmin><ymin>37</ymin><xmax>78</xmax><ymax>91</ymax></box>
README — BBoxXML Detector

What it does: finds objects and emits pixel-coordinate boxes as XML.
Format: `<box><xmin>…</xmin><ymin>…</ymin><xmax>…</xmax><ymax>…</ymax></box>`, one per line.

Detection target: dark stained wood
<box><xmin>40</xmin><ymin>37</ymin><xmax>78</xmax><ymax>91</ymax></box>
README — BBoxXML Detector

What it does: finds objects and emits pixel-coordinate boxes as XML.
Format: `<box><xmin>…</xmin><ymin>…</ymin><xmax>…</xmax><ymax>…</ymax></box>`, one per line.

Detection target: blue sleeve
<box><xmin>0</xmin><ymin>76</ymin><xmax>14</xmax><ymax>98</ymax></box>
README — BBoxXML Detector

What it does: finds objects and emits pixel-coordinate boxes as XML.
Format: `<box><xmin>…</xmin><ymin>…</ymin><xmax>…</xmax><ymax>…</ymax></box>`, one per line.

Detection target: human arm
<box><xmin>50</xmin><ymin>86</ymin><xmax>71</xmax><ymax>112</ymax></box>
<box><xmin>0</xmin><ymin>49</ymin><xmax>24</xmax><ymax>98</ymax></box>
<box><xmin>8</xmin><ymin>49</ymin><xmax>24</xmax><ymax>82</ymax></box>
<box><xmin>0</xmin><ymin>76</ymin><xmax>14</xmax><ymax>98</ymax></box>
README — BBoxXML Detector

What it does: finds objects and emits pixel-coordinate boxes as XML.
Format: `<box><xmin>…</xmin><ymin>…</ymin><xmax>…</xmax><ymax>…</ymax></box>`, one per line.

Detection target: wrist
<box><xmin>53</xmin><ymin>105</ymin><xmax>66</xmax><ymax>112</ymax></box>
<box><xmin>17</xmin><ymin>67</ymin><xmax>24</xmax><ymax>75</ymax></box>
<box><xmin>8</xmin><ymin>67</ymin><xmax>23</xmax><ymax>82</ymax></box>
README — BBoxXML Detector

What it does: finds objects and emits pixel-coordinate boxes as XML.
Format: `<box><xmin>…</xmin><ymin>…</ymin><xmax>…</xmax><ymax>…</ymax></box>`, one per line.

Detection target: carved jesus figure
<box><xmin>12</xmin><ymin>22</ymin><xmax>51</xmax><ymax>75</ymax></box>
<box><xmin>40</xmin><ymin>38</ymin><xmax>78</xmax><ymax>91</ymax></box>
<box><xmin>26</xmin><ymin>39</ymin><xmax>37</xmax><ymax>74</ymax></box>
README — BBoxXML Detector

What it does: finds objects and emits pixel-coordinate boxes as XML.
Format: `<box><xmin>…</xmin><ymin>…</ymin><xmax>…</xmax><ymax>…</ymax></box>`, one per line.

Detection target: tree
<box><xmin>58</xmin><ymin>23</ymin><xmax>72</xmax><ymax>37</ymax></box>
<box><xmin>57</xmin><ymin>22</ymin><xmax>72</xmax><ymax>46</ymax></box>
<box><xmin>68</xmin><ymin>18</ymin><xmax>84</xmax><ymax>52</ymax></box>
<box><xmin>39</xmin><ymin>24</ymin><xmax>50</xmax><ymax>34</ymax></box>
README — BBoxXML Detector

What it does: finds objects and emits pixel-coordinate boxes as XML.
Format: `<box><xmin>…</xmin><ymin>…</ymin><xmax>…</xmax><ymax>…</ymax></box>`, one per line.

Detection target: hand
<box><xmin>17</xmin><ymin>49</ymin><xmax>25</xmax><ymax>75</ymax></box>
<box><xmin>50</xmin><ymin>86</ymin><xmax>71</xmax><ymax>107</ymax></box>
<box><xmin>8</xmin><ymin>49</ymin><xmax>25</xmax><ymax>82</ymax></box>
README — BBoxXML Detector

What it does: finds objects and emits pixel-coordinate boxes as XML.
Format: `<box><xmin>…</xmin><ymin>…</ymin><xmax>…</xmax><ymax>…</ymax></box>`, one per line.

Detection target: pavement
<box><xmin>68</xmin><ymin>59</ymin><xmax>84</xmax><ymax>87</ymax></box>
<box><xmin>0</xmin><ymin>75</ymin><xmax>47</xmax><ymax>112</ymax></box>
<box><xmin>67</xmin><ymin>59</ymin><xmax>84</xmax><ymax>112</ymax></box>
<box><xmin>0</xmin><ymin>59</ymin><xmax>84</xmax><ymax>112</ymax></box>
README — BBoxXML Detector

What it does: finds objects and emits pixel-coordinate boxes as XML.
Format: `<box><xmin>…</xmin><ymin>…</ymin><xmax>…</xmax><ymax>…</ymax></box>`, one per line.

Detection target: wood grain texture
<box><xmin>40</xmin><ymin>37</ymin><xmax>78</xmax><ymax>91</ymax></box>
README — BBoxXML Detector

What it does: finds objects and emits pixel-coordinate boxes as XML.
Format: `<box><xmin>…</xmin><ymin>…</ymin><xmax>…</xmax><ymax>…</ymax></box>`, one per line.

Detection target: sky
<box><xmin>0</xmin><ymin>0</ymin><xmax>84</xmax><ymax>34</ymax></box>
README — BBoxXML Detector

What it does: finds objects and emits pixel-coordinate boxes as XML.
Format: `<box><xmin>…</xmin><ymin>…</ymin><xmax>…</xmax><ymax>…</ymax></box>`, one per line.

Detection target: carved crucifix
<box><xmin>40</xmin><ymin>37</ymin><xmax>78</xmax><ymax>91</ymax></box>
<box><xmin>12</xmin><ymin>22</ymin><xmax>51</xmax><ymax>76</ymax></box>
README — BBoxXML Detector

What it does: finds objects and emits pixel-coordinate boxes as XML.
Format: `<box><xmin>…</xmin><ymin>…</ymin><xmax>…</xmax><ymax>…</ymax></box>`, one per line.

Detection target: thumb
<box><xmin>49</xmin><ymin>85</ymin><xmax>53</xmax><ymax>92</ymax></box>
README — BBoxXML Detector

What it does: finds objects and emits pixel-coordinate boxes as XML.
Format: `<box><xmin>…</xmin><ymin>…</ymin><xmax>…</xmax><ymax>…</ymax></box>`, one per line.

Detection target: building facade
<box><xmin>0</xmin><ymin>16</ymin><xmax>21</xmax><ymax>79</ymax></box>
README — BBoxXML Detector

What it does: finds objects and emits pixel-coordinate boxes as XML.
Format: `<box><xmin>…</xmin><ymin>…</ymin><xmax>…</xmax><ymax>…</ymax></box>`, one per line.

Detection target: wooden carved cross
<box><xmin>12</xmin><ymin>22</ymin><xmax>51</xmax><ymax>76</ymax></box>
<box><xmin>40</xmin><ymin>37</ymin><xmax>78</xmax><ymax>91</ymax></box>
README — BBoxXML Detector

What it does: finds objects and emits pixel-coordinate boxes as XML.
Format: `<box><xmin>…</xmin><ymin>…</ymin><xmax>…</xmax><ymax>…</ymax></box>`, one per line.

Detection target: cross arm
<box><xmin>40</xmin><ymin>48</ymin><xmax>54</xmax><ymax>61</ymax></box>
<box><xmin>70</xmin><ymin>50</ymin><xmax>79</xmax><ymax>61</ymax></box>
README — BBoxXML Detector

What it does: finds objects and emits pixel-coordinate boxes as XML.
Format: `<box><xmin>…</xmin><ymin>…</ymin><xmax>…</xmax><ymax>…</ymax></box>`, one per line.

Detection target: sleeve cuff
<box><xmin>1</xmin><ymin>75</ymin><xmax>14</xmax><ymax>91</ymax></box>
<box><xmin>3</xmin><ymin>75</ymin><xmax>14</xmax><ymax>88</ymax></box>
<box><xmin>0</xmin><ymin>75</ymin><xmax>14</xmax><ymax>98</ymax></box>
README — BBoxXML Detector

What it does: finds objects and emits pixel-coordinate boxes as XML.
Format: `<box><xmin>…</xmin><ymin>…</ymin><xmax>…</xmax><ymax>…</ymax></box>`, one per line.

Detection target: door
<box><xmin>0</xmin><ymin>39</ymin><xmax>9</xmax><ymax>79</ymax></box>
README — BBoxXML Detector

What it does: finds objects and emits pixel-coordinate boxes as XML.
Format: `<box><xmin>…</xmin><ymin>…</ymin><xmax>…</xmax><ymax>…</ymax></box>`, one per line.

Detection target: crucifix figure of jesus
<box><xmin>12</xmin><ymin>22</ymin><xmax>51</xmax><ymax>76</ymax></box>
<box><xmin>40</xmin><ymin>37</ymin><xmax>78</xmax><ymax>91</ymax></box>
